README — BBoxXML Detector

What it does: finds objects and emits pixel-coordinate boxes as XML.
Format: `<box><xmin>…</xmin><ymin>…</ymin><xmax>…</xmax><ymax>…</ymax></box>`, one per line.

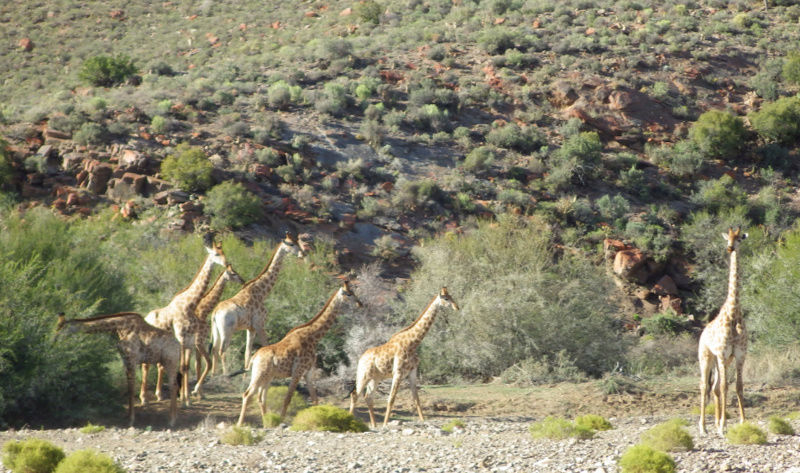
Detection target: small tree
<box><xmin>750</xmin><ymin>96</ymin><xmax>800</xmax><ymax>146</ymax></box>
<box><xmin>160</xmin><ymin>143</ymin><xmax>214</xmax><ymax>192</ymax></box>
<box><xmin>688</xmin><ymin>110</ymin><xmax>746</xmax><ymax>159</ymax></box>
<box><xmin>204</xmin><ymin>181</ymin><xmax>262</xmax><ymax>230</ymax></box>
<box><xmin>782</xmin><ymin>52</ymin><xmax>800</xmax><ymax>85</ymax></box>
<box><xmin>79</xmin><ymin>55</ymin><xmax>138</xmax><ymax>87</ymax></box>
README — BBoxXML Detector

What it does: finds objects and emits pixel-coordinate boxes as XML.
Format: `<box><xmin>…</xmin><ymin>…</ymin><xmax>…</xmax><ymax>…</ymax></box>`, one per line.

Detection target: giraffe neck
<box><xmin>723</xmin><ymin>248</ymin><xmax>740</xmax><ymax>317</ymax></box>
<box><xmin>61</xmin><ymin>313</ymin><xmax>140</xmax><ymax>338</ymax></box>
<box><xmin>245</xmin><ymin>246</ymin><xmax>287</xmax><ymax>303</ymax></box>
<box><xmin>294</xmin><ymin>291</ymin><xmax>344</xmax><ymax>342</ymax></box>
<box><xmin>196</xmin><ymin>271</ymin><xmax>229</xmax><ymax>321</ymax></box>
<box><xmin>174</xmin><ymin>254</ymin><xmax>217</xmax><ymax>314</ymax></box>
<box><xmin>398</xmin><ymin>296</ymin><xmax>441</xmax><ymax>348</ymax></box>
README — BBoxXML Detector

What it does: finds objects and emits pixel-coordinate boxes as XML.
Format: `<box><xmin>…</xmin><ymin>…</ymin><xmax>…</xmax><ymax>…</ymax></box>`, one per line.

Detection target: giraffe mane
<box><xmin>65</xmin><ymin>312</ymin><xmax>144</xmax><ymax>323</ymax></box>
<box><xmin>284</xmin><ymin>288</ymin><xmax>340</xmax><ymax>335</ymax></box>
<box><xmin>396</xmin><ymin>293</ymin><xmax>438</xmax><ymax>334</ymax></box>
<box><xmin>242</xmin><ymin>240</ymin><xmax>283</xmax><ymax>288</ymax></box>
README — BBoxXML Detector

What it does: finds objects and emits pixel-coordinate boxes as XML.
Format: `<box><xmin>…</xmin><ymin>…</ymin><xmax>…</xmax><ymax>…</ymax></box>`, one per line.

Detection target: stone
<box><xmin>106</xmin><ymin>173</ymin><xmax>147</xmax><ymax>202</ymax></box>
<box><xmin>613</xmin><ymin>248</ymin><xmax>646</xmax><ymax>280</ymax></box>
<box><xmin>146</xmin><ymin>176</ymin><xmax>172</xmax><ymax>194</ymax></box>
<box><xmin>36</xmin><ymin>145</ymin><xmax>55</xmax><ymax>158</ymax></box>
<box><xmin>44</xmin><ymin>128</ymin><xmax>70</xmax><ymax>140</ymax></box>
<box><xmin>550</xmin><ymin>81</ymin><xmax>579</xmax><ymax>108</ymax></box>
<box><xmin>117</xmin><ymin>149</ymin><xmax>148</xmax><ymax>173</ymax></box>
<box><xmin>659</xmin><ymin>295</ymin><xmax>683</xmax><ymax>314</ymax></box>
<box><xmin>62</xmin><ymin>152</ymin><xmax>84</xmax><ymax>171</ymax></box>
<box><xmin>652</xmin><ymin>275</ymin><xmax>678</xmax><ymax>296</ymax></box>
<box><xmin>340</xmin><ymin>7</ymin><xmax>352</xmax><ymax>16</ymax></box>
<box><xmin>608</xmin><ymin>90</ymin><xmax>634</xmax><ymax>110</ymax></box>
<box><xmin>84</xmin><ymin>162</ymin><xmax>114</xmax><ymax>194</ymax></box>
<box><xmin>603</xmin><ymin>238</ymin><xmax>628</xmax><ymax>259</ymax></box>
<box><xmin>18</xmin><ymin>38</ymin><xmax>33</xmax><ymax>51</ymax></box>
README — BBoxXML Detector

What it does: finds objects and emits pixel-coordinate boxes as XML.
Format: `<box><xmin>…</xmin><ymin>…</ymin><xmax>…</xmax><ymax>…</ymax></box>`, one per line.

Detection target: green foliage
<box><xmin>263</xmin><ymin>385</ymin><xmax>309</xmax><ymax>418</ymax></box>
<box><xmin>0</xmin><ymin>137</ymin><xmax>15</xmax><ymax>190</ymax></box>
<box><xmin>461</xmin><ymin>146</ymin><xmax>495</xmax><ymax>172</ymax></box>
<box><xmin>204</xmin><ymin>181</ymin><xmax>262</xmax><ymax>230</ymax></box>
<box><xmin>160</xmin><ymin>143</ymin><xmax>214</xmax><ymax>192</ymax></box>
<box><xmin>0</xmin><ymin>208</ymin><xmax>131</xmax><ymax>427</ymax></box>
<box><xmin>767</xmin><ymin>415</ymin><xmax>795</xmax><ymax>435</ymax></box>
<box><xmin>485</xmin><ymin>123</ymin><xmax>545</xmax><ymax>153</ymax></box>
<box><xmin>79</xmin><ymin>423</ymin><xmax>105</xmax><ymax>434</ymax></box>
<box><xmin>574</xmin><ymin>414</ymin><xmax>613</xmax><ymax>431</ymax></box>
<box><xmin>262</xmin><ymin>413</ymin><xmax>282</xmax><ymax>428</ymax></box>
<box><xmin>726</xmin><ymin>422</ymin><xmax>767</xmax><ymax>445</ymax></box>
<box><xmin>478</xmin><ymin>28</ymin><xmax>520</xmax><ymax>55</ymax></box>
<box><xmin>73</xmin><ymin>123</ymin><xmax>108</xmax><ymax>146</ymax></box>
<box><xmin>529</xmin><ymin>416</ymin><xmax>594</xmax><ymax>440</ymax></box>
<box><xmin>220</xmin><ymin>425</ymin><xmax>264</xmax><ymax>446</ymax></box>
<box><xmin>596</xmin><ymin>194</ymin><xmax>630</xmax><ymax>223</ymax></box>
<box><xmin>355</xmin><ymin>0</ymin><xmax>382</xmax><ymax>24</ymax></box>
<box><xmin>690</xmin><ymin>175</ymin><xmax>748</xmax><ymax>214</ymax></box>
<box><xmin>750</xmin><ymin>96</ymin><xmax>800</xmax><ymax>145</ymax></box>
<box><xmin>78</xmin><ymin>55</ymin><xmax>138</xmax><ymax>87</ymax></box>
<box><xmin>688</xmin><ymin>110</ymin><xmax>746</xmax><ymax>159</ymax></box>
<box><xmin>648</xmin><ymin>141</ymin><xmax>706</xmax><ymax>177</ymax></box>
<box><xmin>782</xmin><ymin>52</ymin><xmax>800</xmax><ymax>85</ymax></box>
<box><xmin>267</xmin><ymin>80</ymin><xmax>302</xmax><ymax>110</ymax></box>
<box><xmin>547</xmin><ymin>132</ymin><xmax>603</xmax><ymax>190</ymax></box>
<box><xmin>641</xmin><ymin>309</ymin><xmax>688</xmax><ymax>336</ymax></box>
<box><xmin>401</xmin><ymin>215</ymin><xmax>627</xmax><ymax>382</ymax></box>
<box><xmin>618</xmin><ymin>445</ymin><xmax>676</xmax><ymax>473</ymax></box>
<box><xmin>53</xmin><ymin>449</ymin><xmax>125</xmax><ymax>473</ymax></box>
<box><xmin>640</xmin><ymin>419</ymin><xmax>694</xmax><ymax>452</ymax></box>
<box><xmin>290</xmin><ymin>405</ymin><xmax>368</xmax><ymax>432</ymax></box>
<box><xmin>2</xmin><ymin>438</ymin><xmax>65</xmax><ymax>473</ymax></box>
<box><xmin>441</xmin><ymin>419</ymin><xmax>466</xmax><ymax>433</ymax></box>
<box><xmin>150</xmin><ymin>115</ymin><xmax>168</xmax><ymax>134</ymax></box>
<box><xmin>315</xmin><ymin>82</ymin><xmax>349</xmax><ymax>117</ymax></box>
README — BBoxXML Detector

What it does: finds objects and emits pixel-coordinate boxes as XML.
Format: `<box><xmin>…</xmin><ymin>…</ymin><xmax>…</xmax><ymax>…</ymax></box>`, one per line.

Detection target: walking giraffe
<box><xmin>237</xmin><ymin>280</ymin><xmax>362</xmax><ymax>425</ymax></box>
<box><xmin>211</xmin><ymin>233</ymin><xmax>304</xmax><ymax>374</ymax></box>
<box><xmin>698</xmin><ymin>227</ymin><xmax>748</xmax><ymax>436</ymax></box>
<box><xmin>350</xmin><ymin>287</ymin><xmax>459</xmax><ymax>428</ymax></box>
<box><xmin>57</xmin><ymin>312</ymin><xmax>179</xmax><ymax>427</ymax></box>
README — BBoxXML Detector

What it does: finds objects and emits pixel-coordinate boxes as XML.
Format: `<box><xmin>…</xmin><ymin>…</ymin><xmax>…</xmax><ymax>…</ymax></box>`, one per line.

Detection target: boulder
<box><xmin>117</xmin><ymin>149</ymin><xmax>149</xmax><ymax>173</ymax></box>
<box><xmin>613</xmin><ymin>248</ymin><xmax>646</xmax><ymax>280</ymax></box>
<box><xmin>84</xmin><ymin>162</ymin><xmax>114</xmax><ymax>194</ymax></box>
<box><xmin>659</xmin><ymin>295</ymin><xmax>683</xmax><ymax>314</ymax></box>
<box><xmin>550</xmin><ymin>81</ymin><xmax>579</xmax><ymax>108</ymax></box>
<box><xmin>106</xmin><ymin>173</ymin><xmax>147</xmax><ymax>203</ymax></box>
<box><xmin>62</xmin><ymin>152</ymin><xmax>84</xmax><ymax>172</ymax></box>
<box><xmin>653</xmin><ymin>275</ymin><xmax>679</xmax><ymax>296</ymax></box>
<box><xmin>18</xmin><ymin>38</ymin><xmax>33</xmax><ymax>51</ymax></box>
<box><xmin>146</xmin><ymin>176</ymin><xmax>172</xmax><ymax>194</ymax></box>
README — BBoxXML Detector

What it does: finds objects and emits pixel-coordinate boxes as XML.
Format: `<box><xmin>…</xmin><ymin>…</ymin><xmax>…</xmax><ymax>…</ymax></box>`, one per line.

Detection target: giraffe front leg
<box><xmin>383</xmin><ymin>374</ymin><xmax>402</xmax><ymax>427</ymax></box>
<box><xmin>192</xmin><ymin>344</ymin><xmax>212</xmax><ymax>398</ymax></box>
<box><xmin>167</xmin><ymin>365</ymin><xmax>178</xmax><ymax>428</ymax></box>
<box><xmin>305</xmin><ymin>369</ymin><xmax>318</xmax><ymax>405</ymax></box>
<box><xmin>716</xmin><ymin>360</ymin><xmax>728</xmax><ymax>436</ymax></box>
<box><xmin>140</xmin><ymin>363</ymin><xmax>150</xmax><ymax>406</ymax></box>
<box><xmin>125</xmin><ymin>363</ymin><xmax>136</xmax><ymax>427</ymax></box>
<box><xmin>698</xmin><ymin>352</ymin><xmax>712</xmax><ymax>435</ymax></box>
<box><xmin>365</xmin><ymin>384</ymin><xmax>377</xmax><ymax>429</ymax></box>
<box><xmin>735</xmin><ymin>357</ymin><xmax>746</xmax><ymax>424</ymax></box>
<box><xmin>244</xmin><ymin>329</ymin><xmax>253</xmax><ymax>370</ymax></box>
<box><xmin>408</xmin><ymin>367</ymin><xmax>424</xmax><ymax>422</ymax></box>
<box><xmin>180</xmin><ymin>345</ymin><xmax>192</xmax><ymax>407</ymax></box>
<box><xmin>155</xmin><ymin>363</ymin><xmax>165</xmax><ymax>402</ymax></box>
<box><xmin>281</xmin><ymin>374</ymin><xmax>303</xmax><ymax>420</ymax></box>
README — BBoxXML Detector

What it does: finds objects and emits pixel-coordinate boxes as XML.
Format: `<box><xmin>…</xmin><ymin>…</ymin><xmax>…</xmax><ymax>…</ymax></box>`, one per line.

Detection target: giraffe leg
<box><xmin>139</xmin><ymin>363</ymin><xmax>150</xmax><ymax>406</ymax></box>
<box><xmin>210</xmin><ymin>323</ymin><xmax>221</xmax><ymax>375</ymax></box>
<box><xmin>735</xmin><ymin>357</ymin><xmax>746</xmax><ymax>424</ymax></box>
<box><xmin>167</xmin><ymin>364</ymin><xmax>178</xmax><ymax>428</ymax></box>
<box><xmin>281</xmin><ymin>374</ymin><xmax>303</xmax><ymax>419</ymax></box>
<box><xmin>258</xmin><ymin>381</ymin><xmax>273</xmax><ymax>419</ymax></box>
<box><xmin>716</xmin><ymin>359</ymin><xmax>728</xmax><ymax>436</ymax></box>
<box><xmin>408</xmin><ymin>367</ymin><xmax>424</xmax><ymax>422</ymax></box>
<box><xmin>305</xmin><ymin>369</ymin><xmax>318</xmax><ymax>405</ymax></box>
<box><xmin>244</xmin><ymin>329</ymin><xmax>254</xmax><ymax>370</ymax></box>
<box><xmin>237</xmin><ymin>368</ymin><xmax>266</xmax><ymax>426</ymax></box>
<box><xmin>155</xmin><ymin>363</ymin><xmax>165</xmax><ymax>402</ymax></box>
<box><xmin>365</xmin><ymin>383</ymin><xmax>377</xmax><ymax>429</ymax></box>
<box><xmin>195</xmin><ymin>348</ymin><xmax>202</xmax><ymax>385</ymax></box>
<box><xmin>125</xmin><ymin>361</ymin><xmax>136</xmax><ymax>427</ymax></box>
<box><xmin>180</xmin><ymin>345</ymin><xmax>191</xmax><ymax>407</ymax></box>
<box><xmin>712</xmin><ymin>365</ymin><xmax>722</xmax><ymax>431</ymax></box>
<box><xmin>383</xmin><ymin>373</ymin><xmax>403</xmax><ymax>427</ymax></box>
<box><xmin>192</xmin><ymin>343</ymin><xmax>212</xmax><ymax>398</ymax></box>
<box><xmin>698</xmin><ymin>350</ymin><xmax>712</xmax><ymax>435</ymax></box>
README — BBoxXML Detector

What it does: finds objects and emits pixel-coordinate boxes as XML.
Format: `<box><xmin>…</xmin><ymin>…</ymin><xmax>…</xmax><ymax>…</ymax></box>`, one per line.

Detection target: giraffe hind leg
<box><xmin>735</xmin><ymin>357</ymin><xmax>746</xmax><ymax>424</ymax></box>
<box><xmin>698</xmin><ymin>352</ymin><xmax>713</xmax><ymax>435</ymax></box>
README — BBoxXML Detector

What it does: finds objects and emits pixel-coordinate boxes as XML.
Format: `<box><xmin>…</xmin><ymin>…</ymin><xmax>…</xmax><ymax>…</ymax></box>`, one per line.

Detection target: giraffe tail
<box><xmin>227</xmin><ymin>369</ymin><xmax>246</xmax><ymax>378</ymax></box>
<box><xmin>342</xmin><ymin>380</ymin><xmax>356</xmax><ymax>400</ymax></box>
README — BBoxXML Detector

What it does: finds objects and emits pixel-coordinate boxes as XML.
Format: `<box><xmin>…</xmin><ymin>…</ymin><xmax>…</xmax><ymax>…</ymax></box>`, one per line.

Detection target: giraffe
<box><xmin>191</xmin><ymin>263</ymin><xmax>244</xmax><ymax>398</ymax></box>
<box><xmin>698</xmin><ymin>227</ymin><xmax>748</xmax><ymax>436</ymax></box>
<box><xmin>142</xmin><ymin>235</ymin><xmax>227</xmax><ymax>407</ymax></box>
<box><xmin>236</xmin><ymin>280</ymin><xmax>362</xmax><ymax>426</ymax></box>
<box><xmin>211</xmin><ymin>233</ymin><xmax>305</xmax><ymax>374</ymax></box>
<box><xmin>56</xmin><ymin>312</ymin><xmax>179</xmax><ymax>427</ymax></box>
<box><xmin>350</xmin><ymin>287</ymin><xmax>459</xmax><ymax>428</ymax></box>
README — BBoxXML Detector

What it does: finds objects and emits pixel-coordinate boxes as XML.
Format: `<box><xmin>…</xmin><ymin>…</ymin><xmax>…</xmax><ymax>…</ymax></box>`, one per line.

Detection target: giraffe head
<box><xmin>56</xmin><ymin>312</ymin><xmax>66</xmax><ymax>331</ymax></box>
<box><xmin>204</xmin><ymin>233</ymin><xmax>228</xmax><ymax>267</ymax></box>
<box><xmin>436</xmin><ymin>287</ymin><xmax>460</xmax><ymax>311</ymax></box>
<box><xmin>337</xmin><ymin>279</ymin><xmax>363</xmax><ymax>308</ymax></box>
<box><xmin>280</xmin><ymin>232</ymin><xmax>306</xmax><ymax>260</ymax></box>
<box><xmin>223</xmin><ymin>263</ymin><xmax>245</xmax><ymax>284</ymax></box>
<box><xmin>722</xmin><ymin>227</ymin><xmax>747</xmax><ymax>253</ymax></box>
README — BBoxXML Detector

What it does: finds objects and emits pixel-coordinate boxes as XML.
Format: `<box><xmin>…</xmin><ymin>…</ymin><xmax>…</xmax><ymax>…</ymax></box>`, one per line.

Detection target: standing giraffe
<box><xmin>237</xmin><ymin>280</ymin><xmax>362</xmax><ymax>426</ymax></box>
<box><xmin>211</xmin><ymin>233</ymin><xmax>305</xmax><ymax>374</ymax></box>
<box><xmin>350</xmin><ymin>287</ymin><xmax>459</xmax><ymax>428</ymax></box>
<box><xmin>56</xmin><ymin>312</ymin><xmax>179</xmax><ymax>427</ymax></box>
<box><xmin>142</xmin><ymin>235</ymin><xmax>227</xmax><ymax>407</ymax></box>
<box><xmin>698</xmin><ymin>227</ymin><xmax>748</xmax><ymax>436</ymax></box>
<box><xmin>191</xmin><ymin>263</ymin><xmax>244</xmax><ymax>398</ymax></box>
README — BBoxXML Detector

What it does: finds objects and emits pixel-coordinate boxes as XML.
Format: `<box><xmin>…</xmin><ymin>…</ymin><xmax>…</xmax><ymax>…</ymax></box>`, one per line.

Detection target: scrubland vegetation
<box><xmin>2</xmin><ymin>0</ymin><xmax>800</xmax><ymax>429</ymax></box>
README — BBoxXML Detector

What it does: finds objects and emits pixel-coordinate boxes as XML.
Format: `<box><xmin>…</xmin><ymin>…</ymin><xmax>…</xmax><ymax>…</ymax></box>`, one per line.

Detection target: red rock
<box><xmin>494</xmin><ymin>17</ymin><xmax>505</xmax><ymax>24</ymax></box>
<box><xmin>653</xmin><ymin>275</ymin><xmax>679</xmax><ymax>296</ymax></box>
<box><xmin>109</xmin><ymin>9</ymin><xmax>124</xmax><ymax>19</ymax></box>
<box><xmin>532</xmin><ymin>18</ymin><xmax>541</xmax><ymax>28</ymax></box>
<box><xmin>18</xmin><ymin>38</ymin><xmax>33</xmax><ymax>51</ymax></box>
<box><xmin>66</xmin><ymin>192</ymin><xmax>80</xmax><ymax>206</ymax></box>
<box><xmin>659</xmin><ymin>295</ymin><xmax>683</xmax><ymax>314</ymax></box>
<box><xmin>608</xmin><ymin>90</ymin><xmax>634</xmax><ymax>110</ymax></box>
<box><xmin>550</xmin><ymin>81</ymin><xmax>578</xmax><ymax>108</ymax></box>
<box><xmin>603</xmin><ymin>238</ymin><xmax>629</xmax><ymax>258</ymax></box>
<box><xmin>380</xmin><ymin>181</ymin><xmax>394</xmax><ymax>193</ymax></box>
<box><xmin>585</xmin><ymin>27</ymin><xmax>596</xmax><ymax>35</ymax></box>
<box><xmin>304</xmin><ymin>11</ymin><xmax>318</xmax><ymax>17</ymax></box>
<box><xmin>44</xmin><ymin>128</ymin><xmax>70</xmax><ymax>140</ymax></box>
<box><xmin>613</xmin><ymin>248</ymin><xmax>646</xmax><ymax>278</ymax></box>
<box><xmin>52</xmin><ymin>198</ymin><xmax>67</xmax><ymax>210</ymax></box>
<box><xmin>340</xmin><ymin>7</ymin><xmax>352</xmax><ymax>16</ymax></box>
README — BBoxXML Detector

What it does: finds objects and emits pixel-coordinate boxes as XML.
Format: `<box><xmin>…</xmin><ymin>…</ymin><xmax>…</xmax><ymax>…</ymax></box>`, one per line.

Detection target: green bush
<box><xmin>596</xmin><ymin>194</ymin><xmax>630</xmax><ymax>223</ymax></box>
<box><xmin>0</xmin><ymin>137</ymin><xmax>15</xmax><ymax>190</ymax></box>
<box><xmin>267</xmin><ymin>80</ymin><xmax>301</xmax><ymax>110</ymax></box>
<box><xmin>641</xmin><ymin>309</ymin><xmax>688</xmax><ymax>336</ymax></box>
<box><xmin>478</xmin><ymin>28</ymin><xmax>520</xmax><ymax>54</ymax></box>
<box><xmin>79</xmin><ymin>423</ymin><xmax>105</xmax><ymax>434</ymax></box>
<box><xmin>204</xmin><ymin>182</ymin><xmax>262</xmax><ymax>230</ymax></box>
<box><xmin>160</xmin><ymin>143</ymin><xmax>214</xmax><ymax>192</ymax></box>
<box><xmin>485</xmin><ymin>123</ymin><xmax>545</xmax><ymax>153</ymax></box>
<box><xmin>726</xmin><ymin>422</ymin><xmax>767</xmax><ymax>445</ymax></box>
<box><xmin>263</xmin><ymin>385</ymin><xmax>308</xmax><ymax>418</ymax></box>
<box><xmin>220</xmin><ymin>425</ymin><xmax>264</xmax><ymax>446</ymax></box>
<box><xmin>400</xmin><ymin>215</ymin><xmax>627</xmax><ymax>382</ymax></box>
<box><xmin>355</xmin><ymin>0</ymin><xmax>382</xmax><ymax>24</ymax></box>
<box><xmin>315</xmin><ymin>82</ymin><xmax>349</xmax><ymax>117</ymax></box>
<box><xmin>290</xmin><ymin>405</ymin><xmax>368</xmax><ymax>432</ymax></box>
<box><xmin>618</xmin><ymin>445</ymin><xmax>676</xmax><ymax>473</ymax></box>
<box><xmin>640</xmin><ymin>419</ymin><xmax>694</xmax><ymax>452</ymax></box>
<box><xmin>529</xmin><ymin>416</ymin><xmax>594</xmax><ymax>440</ymax></box>
<box><xmin>750</xmin><ymin>96</ymin><xmax>800</xmax><ymax>145</ymax></box>
<box><xmin>574</xmin><ymin>414</ymin><xmax>613</xmax><ymax>431</ymax></box>
<box><xmin>461</xmin><ymin>146</ymin><xmax>494</xmax><ymax>172</ymax></box>
<box><xmin>648</xmin><ymin>141</ymin><xmax>706</xmax><ymax>177</ymax></box>
<box><xmin>547</xmin><ymin>131</ymin><xmax>603</xmax><ymax>189</ymax></box>
<box><xmin>73</xmin><ymin>123</ymin><xmax>108</xmax><ymax>145</ymax></box>
<box><xmin>2</xmin><ymin>439</ymin><xmax>65</xmax><ymax>473</ymax></box>
<box><xmin>53</xmin><ymin>449</ymin><xmax>125</xmax><ymax>473</ymax></box>
<box><xmin>688</xmin><ymin>110</ymin><xmax>746</xmax><ymax>159</ymax></box>
<box><xmin>78</xmin><ymin>55</ymin><xmax>138</xmax><ymax>87</ymax></box>
<box><xmin>150</xmin><ymin>116</ymin><xmax>169</xmax><ymax>134</ymax></box>
<box><xmin>690</xmin><ymin>175</ymin><xmax>748</xmax><ymax>214</ymax></box>
<box><xmin>767</xmin><ymin>416</ymin><xmax>795</xmax><ymax>435</ymax></box>
<box><xmin>441</xmin><ymin>419</ymin><xmax>466</xmax><ymax>433</ymax></box>
<box><xmin>782</xmin><ymin>52</ymin><xmax>800</xmax><ymax>85</ymax></box>
<box><xmin>262</xmin><ymin>413</ymin><xmax>282</xmax><ymax>428</ymax></box>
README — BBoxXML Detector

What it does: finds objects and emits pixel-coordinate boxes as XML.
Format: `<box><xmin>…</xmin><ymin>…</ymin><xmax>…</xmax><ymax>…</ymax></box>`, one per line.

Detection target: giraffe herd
<box><xmin>56</xmin><ymin>228</ymin><xmax>749</xmax><ymax>436</ymax></box>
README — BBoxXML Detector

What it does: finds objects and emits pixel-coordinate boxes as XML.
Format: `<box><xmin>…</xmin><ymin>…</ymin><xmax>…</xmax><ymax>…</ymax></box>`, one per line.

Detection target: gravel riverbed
<box><xmin>3</xmin><ymin>416</ymin><xmax>800</xmax><ymax>473</ymax></box>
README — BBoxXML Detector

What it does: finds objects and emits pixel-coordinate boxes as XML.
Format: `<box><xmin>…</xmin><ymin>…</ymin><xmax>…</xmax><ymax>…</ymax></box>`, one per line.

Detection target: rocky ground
<box><xmin>2</xmin><ymin>415</ymin><xmax>800</xmax><ymax>473</ymax></box>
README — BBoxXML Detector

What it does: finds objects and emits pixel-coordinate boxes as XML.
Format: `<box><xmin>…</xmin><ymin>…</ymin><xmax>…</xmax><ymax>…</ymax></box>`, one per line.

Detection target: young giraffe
<box><xmin>237</xmin><ymin>280</ymin><xmax>362</xmax><ymax>426</ymax></box>
<box><xmin>56</xmin><ymin>312</ymin><xmax>179</xmax><ymax>427</ymax></box>
<box><xmin>698</xmin><ymin>227</ymin><xmax>748</xmax><ymax>436</ymax></box>
<box><xmin>191</xmin><ymin>263</ymin><xmax>244</xmax><ymax>398</ymax></box>
<box><xmin>142</xmin><ymin>235</ymin><xmax>227</xmax><ymax>407</ymax></box>
<box><xmin>211</xmin><ymin>233</ymin><xmax>305</xmax><ymax>374</ymax></box>
<box><xmin>350</xmin><ymin>287</ymin><xmax>459</xmax><ymax>428</ymax></box>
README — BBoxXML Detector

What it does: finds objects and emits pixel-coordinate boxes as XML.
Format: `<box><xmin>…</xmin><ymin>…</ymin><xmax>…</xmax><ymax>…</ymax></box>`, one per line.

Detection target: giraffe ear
<box><xmin>721</xmin><ymin>232</ymin><xmax>729</xmax><ymax>241</ymax></box>
<box><xmin>440</xmin><ymin>287</ymin><xmax>448</xmax><ymax>296</ymax></box>
<box><xmin>57</xmin><ymin>312</ymin><xmax>66</xmax><ymax>328</ymax></box>
<box><xmin>742</xmin><ymin>233</ymin><xmax>748</xmax><ymax>240</ymax></box>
